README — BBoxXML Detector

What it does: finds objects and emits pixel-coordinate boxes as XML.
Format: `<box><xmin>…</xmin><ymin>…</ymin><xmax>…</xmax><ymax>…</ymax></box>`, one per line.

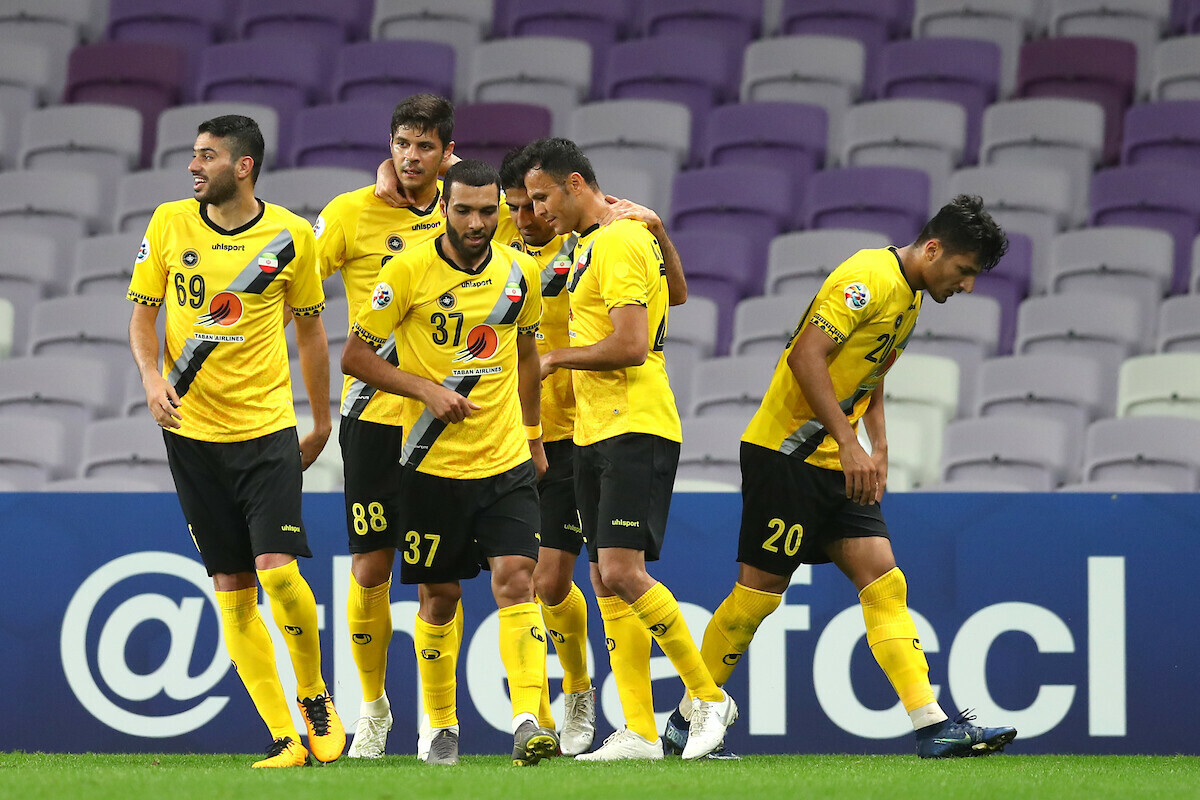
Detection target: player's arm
<box><xmin>516</xmin><ymin>331</ymin><xmax>548</xmax><ymax>479</ymax></box>
<box><xmin>294</xmin><ymin>313</ymin><xmax>332</xmax><ymax>469</ymax></box>
<box><xmin>859</xmin><ymin>380</ymin><xmax>888</xmax><ymax>503</ymax></box>
<box><xmin>601</xmin><ymin>196</ymin><xmax>687</xmax><ymax>305</ymax></box>
<box><xmin>541</xmin><ymin>303</ymin><xmax>648</xmax><ymax>377</ymax></box>
<box><xmin>342</xmin><ymin>333</ymin><xmax>480</xmax><ymax>423</ymax></box>
<box><xmin>787</xmin><ymin>324</ymin><xmax>878</xmax><ymax>506</ymax></box>
<box><xmin>128</xmin><ymin>302</ymin><xmax>181</xmax><ymax>429</ymax></box>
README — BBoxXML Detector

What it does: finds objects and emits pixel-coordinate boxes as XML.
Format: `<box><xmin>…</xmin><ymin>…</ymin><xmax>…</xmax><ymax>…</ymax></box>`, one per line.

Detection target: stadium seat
<box><xmin>44</xmin><ymin>476</ymin><xmax>165</xmax><ymax>492</ymax></box>
<box><xmin>1157</xmin><ymin>294</ymin><xmax>1200</xmax><ymax>352</ymax></box>
<box><xmin>1056</xmin><ymin>477</ymin><xmax>1175</xmax><ymax>493</ymax></box>
<box><xmin>740</xmin><ymin>36</ymin><xmax>866</xmax><ymax>157</ymax></box>
<box><xmin>289</xmin><ymin>102</ymin><xmax>395</xmax><ymax>175</ymax></box>
<box><xmin>0</xmin><ymin>0</ymin><xmax>95</xmax><ymax>101</ymax></box>
<box><xmin>0</xmin><ymin>297</ymin><xmax>12</xmax><ymax>360</ymax></box>
<box><xmin>670</xmin><ymin>230</ymin><xmax>756</xmax><ymax>355</ymax></box>
<box><xmin>1152</xmin><ymin>34</ymin><xmax>1200</xmax><ymax>99</ymax></box>
<box><xmin>452</xmin><ymin>102</ymin><xmax>552</xmax><ymax>169</ymax></box>
<box><xmin>940</xmin><ymin>415</ymin><xmax>1074</xmax><ymax>490</ymax></box>
<box><xmin>882</xmin><ymin>351</ymin><xmax>960</xmax><ymax>424</ymax></box>
<box><xmin>72</xmin><ymin>231</ymin><xmax>144</xmax><ymax>297</ymax></box>
<box><xmin>1117</xmin><ymin>352</ymin><xmax>1200</xmax><ymax>419</ymax></box>
<box><xmin>256</xmin><ymin>167</ymin><xmax>373</xmax><ymax>225</ymax></box>
<box><xmin>666</xmin><ymin>293</ymin><xmax>719</xmax><ymax>364</ymax></box>
<box><xmin>1016</xmin><ymin>37</ymin><xmax>1137</xmax><ymax>164</ymax></box>
<box><xmin>155</xmin><ymin>103</ymin><xmax>281</xmax><ymax>172</ymax></box>
<box><xmin>840</xmin><ymin>98</ymin><xmax>966</xmax><ymax>206</ymax></box>
<box><xmin>731</xmin><ymin>295</ymin><xmax>803</xmax><ymax>357</ymax></box>
<box><xmin>0</xmin><ymin>356</ymin><xmax>114</xmax><ymax>435</ymax></box>
<box><xmin>0</xmin><ymin>41</ymin><xmax>54</xmax><ymax>170</ymax></box>
<box><xmin>1122</xmin><ymin>100</ymin><xmax>1200</xmax><ymax>169</ymax></box>
<box><xmin>106</xmin><ymin>0</ymin><xmax>227</xmax><ymax>48</ymax></box>
<box><xmin>332</xmin><ymin>40</ymin><xmax>455</xmax><ymax>106</ymax></box>
<box><xmin>17</xmin><ymin>104</ymin><xmax>140</xmax><ymax>190</ymax></box>
<box><xmin>780</xmin><ymin>0</ymin><xmax>909</xmax><ymax>92</ymax></box>
<box><xmin>804</xmin><ymin>166</ymin><xmax>930</xmax><ymax>246</ymax></box>
<box><xmin>1089</xmin><ymin>164</ymin><xmax>1200</xmax><ymax>294</ymax></box>
<box><xmin>876</xmin><ymin>37</ymin><xmax>1000</xmax><ymax>165</ymax></box>
<box><xmin>27</xmin><ymin>296</ymin><xmax>135</xmax><ymax>380</ymax></box>
<box><xmin>502</xmin><ymin>0</ymin><xmax>632</xmax><ymax>97</ymax></box>
<box><xmin>589</xmin><ymin>163</ymin><xmax>656</xmax><ymax>212</ymax></box>
<box><xmin>287</xmin><ymin>296</ymin><xmax>350</xmax><ymax>359</ymax></box>
<box><xmin>1081</xmin><ymin>416</ymin><xmax>1200</xmax><ymax>490</ymax></box>
<box><xmin>665</xmin><ymin>344</ymin><xmax>700</xmax><ymax>420</ymax></box>
<box><xmin>78</xmin><ymin>417</ymin><xmax>174</xmax><ymax>490</ymax></box>
<box><xmin>910</xmin><ymin>478</ymin><xmax>1031</xmax><ymax>492</ymax></box>
<box><xmin>112</xmin><ymin>169</ymin><xmax>192</xmax><ymax>235</ymax></box>
<box><xmin>644</xmin><ymin>0</ymin><xmax>763</xmax><ymax>62</ymax></box>
<box><xmin>236</xmin><ymin>0</ymin><xmax>360</xmax><ymax>50</ymax></box>
<box><xmin>859</xmin><ymin>402</ymin><xmax>942</xmax><ymax>489</ymax></box>
<box><xmin>765</xmin><ymin>229</ymin><xmax>890</xmax><ymax>298</ymax></box>
<box><xmin>905</xmin><ymin>293</ymin><xmax>1001</xmax><ymax>416</ymax></box>
<box><xmin>689</xmin><ymin>354</ymin><xmax>778</xmax><ymax>425</ymax></box>
<box><xmin>677</xmin><ymin>416</ymin><xmax>747</xmax><ymax>489</ymax></box>
<box><xmin>0</xmin><ymin>233</ymin><xmax>57</xmax><ymax>355</ymax></box>
<box><xmin>912</xmin><ymin>0</ymin><xmax>1042</xmax><ymax>96</ymax></box>
<box><xmin>468</xmin><ymin>37</ymin><xmax>591</xmax><ymax>136</ymax></box>
<box><xmin>1048</xmin><ymin>0</ymin><xmax>1171</xmax><ymax>100</ymax></box>
<box><xmin>980</xmin><ymin>99</ymin><xmax>1105</xmax><ymax>227</ymax></box>
<box><xmin>0</xmin><ymin>171</ymin><xmax>101</xmax><ymax>253</ymax></box>
<box><xmin>0</xmin><ymin>415</ymin><xmax>69</xmax><ymax>489</ymax></box>
<box><xmin>973</xmin><ymin>232</ymin><xmax>1032</xmax><ymax>357</ymax></box>
<box><xmin>372</xmin><ymin>0</ymin><xmax>495</xmax><ymax>100</ymax></box>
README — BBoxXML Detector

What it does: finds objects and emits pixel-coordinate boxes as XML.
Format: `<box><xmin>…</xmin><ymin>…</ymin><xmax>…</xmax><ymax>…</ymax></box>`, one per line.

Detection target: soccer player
<box><xmin>314</xmin><ymin>93</ymin><xmax>465</xmax><ymax>760</ymax></box>
<box><xmin>662</xmin><ymin>195</ymin><xmax>1018</xmax><ymax>759</ymax></box>
<box><xmin>341</xmin><ymin>159</ymin><xmax>557</xmax><ymax>767</ymax></box>
<box><xmin>127</xmin><ymin>115</ymin><xmax>344</xmax><ymax>768</ymax></box>
<box><xmin>522</xmin><ymin>138</ymin><xmax>735</xmax><ymax>761</ymax></box>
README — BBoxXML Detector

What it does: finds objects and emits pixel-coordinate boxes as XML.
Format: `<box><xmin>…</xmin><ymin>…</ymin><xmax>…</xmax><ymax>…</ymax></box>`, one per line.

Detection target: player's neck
<box><xmin>409</xmin><ymin>180</ymin><xmax>439</xmax><ymax>211</ymax></box>
<box><xmin>206</xmin><ymin>190</ymin><xmax>262</xmax><ymax>232</ymax></box>
<box><xmin>894</xmin><ymin>244</ymin><xmax>923</xmax><ymax>293</ymax></box>
<box><xmin>574</xmin><ymin>189</ymin><xmax>609</xmax><ymax>234</ymax></box>
<box><xmin>438</xmin><ymin>233</ymin><xmax>490</xmax><ymax>273</ymax></box>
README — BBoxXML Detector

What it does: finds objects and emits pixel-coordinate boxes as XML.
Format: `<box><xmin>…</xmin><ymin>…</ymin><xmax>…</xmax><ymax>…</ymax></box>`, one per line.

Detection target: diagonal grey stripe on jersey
<box><xmin>483</xmin><ymin>258</ymin><xmax>528</xmax><ymax>324</ymax></box>
<box><xmin>540</xmin><ymin>232</ymin><xmax>578</xmax><ymax>294</ymax></box>
<box><xmin>400</xmin><ymin>371</ymin><xmax>475</xmax><ymax>466</ymax></box>
<box><xmin>341</xmin><ymin>333</ymin><xmax>397</xmax><ymax>418</ymax></box>
<box><xmin>224</xmin><ymin>229</ymin><xmax>295</xmax><ymax>293</ymax></box>
<box><xmin>779</xmin><ymin>392</ymin><xmax>863</xmax><ymax>457</ymax></box>
<box><xmin>167</xmin><ymin>337</ymin><xmax>208</xmax><ymax>386</ymax></box>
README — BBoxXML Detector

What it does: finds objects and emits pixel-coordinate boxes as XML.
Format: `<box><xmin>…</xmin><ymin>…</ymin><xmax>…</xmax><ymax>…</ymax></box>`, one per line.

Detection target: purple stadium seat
<box><xmin>63</xmin><ymin>42</ymin><xmax>188</xmax><ymax>168</ymax></box>
<box><xmin>290</xmin><ymin>102</ymin><xmax>396</xmax><ymax>174</ymax></box>
<box><xmin>106</xmin><ymin>0</ymin><xmax>228</xmax><ymax>47</ymax></box>
<box><xmin>452</xmin><ymin>103</ymin><xmax>552</xmax><ymax>169</ymax></box>
<box><xmin>333</xmin><ymin>40</ymin><xmax>455</xmax><ymax>105</ymax></box>
<box><xmin>973</xmin><ymin>231</ymin><xmax>1032</xmax><ymax>356</ymax></box>
<box><xmin>669</xmin><ymin>165</ymin><xmax>794</xmax><ymax>291</ymax></box>
<box><xmin>1016</xmin><ymin>37</ymin><xmax>1137</xmax><ymax>165</ymax></box>
<box><xmin>504</xmin><ymin>0</ymin><xmax>633</xmax><ymax>97</ymax></box>
<box><xmin>877</xmin><ymin>37</ymin><xmax>1001</xmax><ymax>165</ymax></box>
<box><xmin>1089</xmin><ymin>164</ymin><xmax>1200</xmax><ymax>294</ymax></box>
<box><xmin>1189</xmin><ymin>0</ymin><xmax>1200</xmax><ymax>31</ymax></box>
<box><xmin>704</xmin><ymin>102</ymin><xmax>827</xmax><ymax>224</ymax></box>
<box><xmin>604</xmin><ymin>35</ymin><xmax>737</xmax><ymax>159</ymax></box>
<box><xmin>1122</xmin><ymin>100</ymin><xmax>1200</xmax><ymax>169</ymax></box>
<box><xmin>804</xmin><ymin>166</ymin><xmax>930</xmax><ymax>246</ymax></box>
<box><xmin>780</xmin><ymin>0</ymin><xmax>909</xmax><ymax>92</ymax></box>
<box><xmin>1172</xmin><ymin>0</ymin><xmax>1189</xmax><ymax>32</ymax></box>
<box><xmin>672</xmin><ymin>230</ymin><xmax>757</xmax><ymax>356</ymax></box>
<box><xmin>644</xmin><ymin>0</ymin><xmax>763</xmax><ymax>75</ymax></box>
<box><xmin>236</xmin><ymin>0</ymin><xmax>360</xmax><ymax>50</ymax></box>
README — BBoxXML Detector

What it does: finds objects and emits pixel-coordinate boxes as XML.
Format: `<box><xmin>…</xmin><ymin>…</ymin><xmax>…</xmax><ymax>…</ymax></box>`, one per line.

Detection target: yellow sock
<box><xmin>498</xmin><ymin>602</ymin><xmax>547</xmax><ymax>719</ymax></box>
<box><xmin>631</xmin><ymin>582</ymin><xmax>721</xmax><ymax>702</ymax></box>
<box><xmin>701</xmin><ymin>583</ymin><xmax>783</xmax><ymax>685</ymax></box>
<box><xmin>597</xmin><ymin>595</ymin><xmax>656</xmax><ymax>741</ymax></box>
<box><xmin>415</xmin><ymin>615</ymin><xmax>459</xmax><ymax>728</ymax></box>
<box><xmin>216</xmin><ymin>587</ymin><xmax>299</xmax><ymax>741</ymax></box>
<box><xmin>537</xmin><ymin>670</ymin><xmax>555</xmax><ymax>729</ymax></box>
<box><xmin>421</xmin><ymin>600</ymin><xmax>465</xmax><ymax>720</ymax></box>
<box><xmin>540</xmin><ymin>583</ymin><xmax>591</xmax><ymax>693</ymax></box>
<box><xmin>860</xmin><ymin>568</ymin><xmax>936</xmax><ymax>712</ymax></box>
<box><xmin>347</xmin><ymin>573</ymin><xmax>392</xmax><ymax>703</ymax></box>
<box><xmin>258</xmin><ymin>560</ymin><xmax>326</xmax><ymax>699</ymax></box>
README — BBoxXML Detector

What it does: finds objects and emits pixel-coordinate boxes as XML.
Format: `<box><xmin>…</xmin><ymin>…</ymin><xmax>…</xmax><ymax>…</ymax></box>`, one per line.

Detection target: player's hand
<box><xmin>298</xmin><ymin>423</ymin><xmax>331</xmax><ymax>471</ymax></box>
<box><xmin>374</xmin><ymin>158</ymin><xmax>411</xmax><ymax>209</ymax></box>
<box><xmin>421</xmin><ymin>384</ymin><xmax>481</xmax><ymax>424</ymax></box>
<box><xmin>599</xmin><ymin>195</ymin><xmax>662</xmax><ymax>232</ymax></box>
<box><xmin>438</xmin><ymin>151</ymin><xmax>461</xmax><ymax>177</ymax></box>
<box><xmin>528</xmin><ymin>436</ymin><xmax>548</xmax><ymax>480</ymax></box>
<box><xmin>144</xmin><ymin>373</ymin><xmax>183</xmax><ymax>430</ymax></box>
<box><xmin>839</xmin><ymin>439</ymin><xmax>879</xmax><ymax>506</ymax></box>
<box><xmin>870</xmin><ymin>445</ymin><xmax>888</xmax><ymax>504</ymax></box>
<box><xmin>540</xmin><ymin>352</ymin><xmax>559</xmax><ymax>381</ymax></box>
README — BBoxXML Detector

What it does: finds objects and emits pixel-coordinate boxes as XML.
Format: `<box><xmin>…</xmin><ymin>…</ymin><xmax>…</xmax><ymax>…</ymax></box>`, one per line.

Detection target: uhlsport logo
<box><xmin>61</xmin><ymin>552</ymin><xmax>231</xmax><ymax>737</ymax></box>
<box><xmin>844</xmin><ymin>282</ymin><xmax>871</xmax><ymax>310</ymax></box>
<box><xmin>197</xmin><ymin>291</ymin><xmax>243</xmax><ymax>327</ymax></box>
<box><xmin>453</xmin><ymin>324</ymin><xmax>499</xmax><ymax>362</ymax></box>
<box><xmin>420</xmin><ymin>648</ymin><xmax>441</xmax><ymax>660</ymax></box>
<box><xmin>530</xmin><ymin>627</ymin><xmax>545</xmax><ymax>643</ymax></box>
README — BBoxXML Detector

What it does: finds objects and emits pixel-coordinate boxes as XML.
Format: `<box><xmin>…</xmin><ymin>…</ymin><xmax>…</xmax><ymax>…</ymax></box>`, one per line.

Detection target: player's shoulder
<box><xmin>494</xmin><ymin>239</ymin><xmax>536</xmax><ymax>268</ymax></box>
<box><xmin>831</xmin><ymin>248</ymin><xmax>903</xmax><ymax>282</ymax></box>
<box><xmin>322</xmin><ymin>184</ymin><xmax>376</xmax><ymax>216</ymax></box>
<box><xmin>148</xmin><ymin>198</ymin><xmax>200</xmax><ymax>226</ymax></box>
<box><xmin>597</xmin><ymin>217</ymin><xmax>652</xmax><ymax>244</ymax></box>
<box><xmin>261</xmin><ymin>201</ymin><xmax>318</xmax><ymax>239</ymax></box>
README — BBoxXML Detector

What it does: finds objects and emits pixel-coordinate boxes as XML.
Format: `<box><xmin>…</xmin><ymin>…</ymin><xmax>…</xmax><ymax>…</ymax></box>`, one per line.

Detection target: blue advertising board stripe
<box><xmin>1</xmin><ymin>492</ymin><xmax>1196</xmax><ymax>755</ymax></box>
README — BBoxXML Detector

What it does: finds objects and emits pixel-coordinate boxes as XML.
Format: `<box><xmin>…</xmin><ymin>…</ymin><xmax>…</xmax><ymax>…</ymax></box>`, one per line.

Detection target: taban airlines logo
<box><xmin>60</xmin><ymin>552</ymin><xmax>231</xmax><ymax>737</ymax></box>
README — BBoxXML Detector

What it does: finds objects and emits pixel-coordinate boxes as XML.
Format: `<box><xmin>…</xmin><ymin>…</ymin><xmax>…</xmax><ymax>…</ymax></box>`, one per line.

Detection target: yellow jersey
<box><xmin>128</xmin><ymin>199</ymin><xmax>325</xmax><ymax>443</ymax></box>
<box><xmin>566</xmin><ymin>219</ymin><xmax>681</xmax><ymax>447</ymax></box>
<box><xmin>742</xmin><ymin>247</ymin><xmax>922</xmax><ymax>470</ymax></box>
<box><xmin>352</xmin><ymin>238</ymin><xmax>542</xmax><ymax>479</ymax></box>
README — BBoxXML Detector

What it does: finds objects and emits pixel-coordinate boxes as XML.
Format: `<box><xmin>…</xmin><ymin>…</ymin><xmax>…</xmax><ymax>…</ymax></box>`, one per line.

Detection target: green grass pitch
<box><xmin>1</xmin><ymin>753</ymin><xmax>1197</xmax><ymax>800</ymax></box>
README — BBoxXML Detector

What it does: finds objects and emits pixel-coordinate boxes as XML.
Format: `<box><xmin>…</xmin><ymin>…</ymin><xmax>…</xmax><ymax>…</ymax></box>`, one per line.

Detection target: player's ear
<box><xmin>237</xmin><ymin>155</ymin><xmax>255</xmax><ymax>181</ymax></box>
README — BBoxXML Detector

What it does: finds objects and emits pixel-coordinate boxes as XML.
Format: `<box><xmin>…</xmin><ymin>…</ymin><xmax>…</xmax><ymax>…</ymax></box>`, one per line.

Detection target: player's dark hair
<box><xmin>443</xmin><ymin>159</ymin><xmax>500</xmax><ymax>205</ymax></box>
<box><xmin>498</xmin><ymin>146</ymin><xmax>529</xmax><ymax>191</ymax></box>
<box><xmin>197</xmin><ymin>115</ymin><xmax>265</xmax><ymax>182</ymax></box>
<box><xmin>519</xmin><ymin>137</ymin><xmax>599</xmax><ymax>189</ymax></box>
<box><xmin>916</xmin><ymin>194</ymin><xmax>1008</xmax><ymax>271</ymax></box>
<box><xmin>391</xmin><ymin>93</ymin><xmax>454</xmax><ymax>148</ymax></box>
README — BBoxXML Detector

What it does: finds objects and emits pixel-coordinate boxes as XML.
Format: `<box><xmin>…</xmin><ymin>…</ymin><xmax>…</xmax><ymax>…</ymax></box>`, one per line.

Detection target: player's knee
<box><xmin>418</xmin><ymin>583</ymin><xmax>462</xmax><ymax>625</ymax></box>
<box><xmin>533</xmin><ymin>565</ymin><xmax>571</xmax><ymax>606</ymax></box>
<box><xmin>351</xmin><ymin>549</ymin><xmax>394</xmax><ymax>587</ymax></box>
<box><xmin>491</xmin><ymin>557</ymin><xmax>536</xmax><ymax>606</ymax></box>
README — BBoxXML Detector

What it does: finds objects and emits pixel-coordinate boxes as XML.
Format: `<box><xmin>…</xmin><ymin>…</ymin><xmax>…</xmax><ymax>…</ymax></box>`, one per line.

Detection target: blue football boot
<box><xmin>915</xmin><ymin>709</ymin><xmax>1017</xmax><ymax>758</ymax></box>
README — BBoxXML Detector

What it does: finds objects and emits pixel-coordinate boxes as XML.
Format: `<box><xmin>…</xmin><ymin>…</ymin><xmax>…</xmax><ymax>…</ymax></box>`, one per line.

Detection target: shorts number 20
<box><xmin>762</xmin><ymin>517</ymin><xmax>803</xmax><ymax>557</ymax></box>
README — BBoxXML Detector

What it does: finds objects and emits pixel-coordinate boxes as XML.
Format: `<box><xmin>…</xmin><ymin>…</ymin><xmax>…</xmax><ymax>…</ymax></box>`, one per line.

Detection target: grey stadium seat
<box><xmin>731</xmin><ymin>295</ymin><xmax>803</xmax><ymax>357</ymax></box>
<box><xmin>677</xmin><ymin>416</ymin><xmax>747</xmax><ymax>489</ymax></box>
<box><xmin>256</xmin><ymin>167</ymin><xmax>373</xmax><ymax>225</ymax></box>
<box><xmin>44</xmin><ymin>476</ymin><xmax>164</xmax><ymax>492</ymax></box>
<box><xmin>690</xmin><ymin>354</ymin><xmax>779</xmax><ymax>426</ymax></box>
<box><xmin>28</xmin><ymin>295</ymin><xmax>136</xmax><ymax>382</ymax></box>
<box><xmin>1157</xmin><ymin>295</ymin><xmax>1200</xmax><ymax>353</ymax></box>
<box><xmin>156</xmin><ymin>102</ymin><xmax>280</xmax><ymax>170</ymax></box>
<box><xmin>0</xmin><ymin>415</ymin><xmax>69</xmax><ymax>489</ymax></box>
<box><xmin>765</xmin><ymin>229</ymin><xmax>890</xmax><ymax>297</ymax></box>
<box><xmin>0</xmin><ymin>171</ymin><xmax>102</xmax><ymax>258</ymax></box>
<box><xmin>940</xmin><ymin>415</ymin><xmax>1074</xmax><ymax>491</ymax></box>
<box><xmin>1049</xmin><ymin>0</ymin><xmax>1171</xmax><ymax>100</ymax></box>
<box><xmin>1154</xmin><ymin>35</ymin><xmax>1200</xmax><ymax>100</ymax></box>
<box><xmin>1117</xmin><ymin>353</ymin><xmax>1200</xmax><ymax>420</ymax></box>
<box><xmin>0</xmin><ymin>41</ymin><xmax>55</xmax><ymax>169</ymax></box>
<box><xmin>372</xmin><ymin>0</ymin><xmax>494</xmax><ymax>100</ymax></box>
<box><xmin>904</xmin><ymin>293</ymin><xmax>1001</xmax><ymax>417</ymax></box>
<box><xmin>113</xmin><ymin>169</ymin><xmax>194</xmax><ymax>234</ymax></box>
<box><xmin>18</xmin><ymin>104</ymin><xmax>141</xmax><ymax>190</ymax></box>
<box><xmin>0</xmin><ymin>232</ymin><xmax>57</xmax><ymax>355</ymax></box>
<box><xmin>72</xmin><ymin>231</ymin><xmax>144</xmax><ymax>297</ymax></box>
<box><xmin>1082</xmin><ymin>416</ymin><xmax>1200</xmax><ymax>491</ymax></box>
<box><xmin>79</xmin><ymin>417</ymin><xmax>175</xmax><ymax>490</ymax></box>
<box><xmin>0</xmin><ymin>356</ymin><xmax>115</xmax><ymax>433</ymax></box>
<box><xmin>913</xmin><ymin>0</ymin><xmax>1044</xmax><ymax>96</ymax></box>
<box><xmin>469</xmin><ymin>37</ymin><xmax>590</xmax><ymax>136</ymax></box>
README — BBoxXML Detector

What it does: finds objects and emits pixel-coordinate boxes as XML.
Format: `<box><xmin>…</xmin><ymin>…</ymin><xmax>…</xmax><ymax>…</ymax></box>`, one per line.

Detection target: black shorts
<box><xmin>538</xmin><ymin>438</ymin><xmax>583</xmax><ymax>555</ymax></box>
<box><xmin>737</xmin><ymin>442</ymin><xmax>889</xmax><ymax>575</ymax></box>
<box><xmin>164</xmin><ymin>427</ymin><xmax>312</xmax><ymax>576</ymax></box>
<box><xmin>340</xmin><ymin>416</ymin><xmax>404</xmax><ymax>554</ymax></box>
<box><xmin>575</xmin><ymin>433</ymin><xmax>679</xmax><ymax>564</ymax></box>
<box><xmin>396</xmin><ymin>460</ymin><xmax>541</xmax><ymax>585</ymax></box>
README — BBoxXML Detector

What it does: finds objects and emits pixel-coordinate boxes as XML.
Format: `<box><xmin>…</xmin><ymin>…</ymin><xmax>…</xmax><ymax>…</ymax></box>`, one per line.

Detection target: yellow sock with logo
<box><xmin>597</xmin><ymin>595</ymin><xmax>656</xmax><ymax>741</ymax></box>
<box><xmin>216</xmin><ymin>587</ymin><xmax>300</xmax><ymax>741</ymax></box>
<box><xmin>701</xmin><ymin>582</ymin><xmax>783</xmax><ymax>686</ymax></box>
<box><xmin>258</xmin><ymin>560</ymin><xmax>326</xmax><ymax>699</ymax></box>
<box><xmin>539</xmin><ymin>582</ymin><xmax>591</xmax><ymax>693</ymax></box>
<box><xmin>415</xmin><ymin>615</ymin><xmax>459</xmax><ymax>728</ymax></box>
<box><xmin>860</xmin><ymin>567</ymin><xmax>936</xmax><ymax>712</ymax></box>
<box><xmin>537</xmin><ymin>671</ymin><xmax>555</xmax><ymax>729</ymax></box>
<box><xmin>631</xmin><ymin>582</ymin><xmax>722</xmax><ymax>703</ymax></box>
<box><xmin>498</xmin><ymin>602</ymin><xmax>547</xmax><ymax>719</ymax></box>
<box><xmin>347</xmin><ymin>573</ymin><xmax>392</xmax><ymax>703</ymax></box>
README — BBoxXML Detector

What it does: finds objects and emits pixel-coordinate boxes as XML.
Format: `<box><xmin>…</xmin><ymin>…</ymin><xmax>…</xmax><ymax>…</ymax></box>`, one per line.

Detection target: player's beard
<box><xmin>445</xmin><ymin>219</ymin><xmax>496</xmax><ymax>264</ymax></box>
<box><xmin>195</xmin><ymin>168</ymin><xmax>237</xmax><ymax>207</ymax></box>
